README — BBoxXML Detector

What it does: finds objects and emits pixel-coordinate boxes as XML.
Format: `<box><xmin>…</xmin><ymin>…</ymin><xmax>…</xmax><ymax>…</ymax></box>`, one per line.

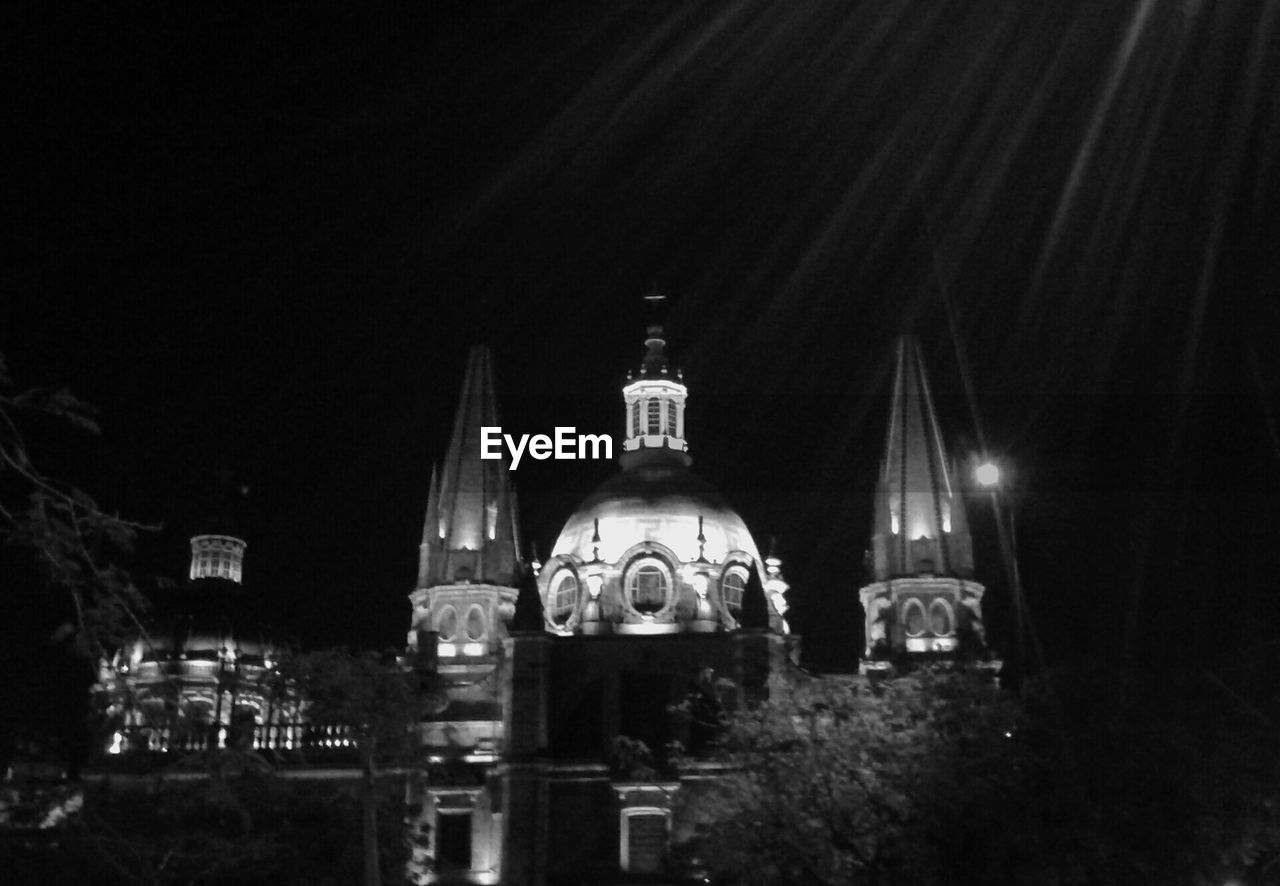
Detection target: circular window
<box><xmin>465</xmin><ymin>606</ymin><xmax>486</xmax><ymax>641</ymax></box>
<box><xmin>721</xmin><ymin>568</ymin><xmax>746</xmax><ymax>611</ymax></box>
<box><xmin>550</xmin><ymin>571</ymin><xmax>578</xmax><ymax>625</ymax></box>
<box><xmin>903</xmin><ymin>599</ymin><xmax>926</xmax><ymax>638</ymax></box>
<box><xmin>627</xmin><ymin>558</ymin><xmax>670</xmax><ymax>614</ymax></box>
<box><xmin>437</xmin><ymin>606</ymin><xmax>458</xmax><ymax>641</ymax></box>
<box><xmin>929</xmin><ymin>599</ymin><xmax>953</xmax><ymax>636</ymax></box>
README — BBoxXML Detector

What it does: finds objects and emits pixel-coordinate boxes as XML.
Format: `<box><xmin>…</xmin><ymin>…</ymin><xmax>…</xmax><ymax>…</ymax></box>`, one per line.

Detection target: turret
<box><xmin>189</xmin><ymin>534</ymin><xmax>246</xmax><ymax>583</ymax></box>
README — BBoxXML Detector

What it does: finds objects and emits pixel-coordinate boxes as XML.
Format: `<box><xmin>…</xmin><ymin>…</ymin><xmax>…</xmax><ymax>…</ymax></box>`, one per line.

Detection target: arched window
<box><xmin>437</xmin><ymin>606</ymin><xmax>458</xmax><ymax>641</ymax></box>
<box><xmin>721</xmin><ymin>568</ymin><xmax>747</xmax><ymax>612</ymax></box>
<box><xmin>627</xmin><ymin>559</ymin><xmax>670</xmax><ymax>614</ymax></box>
<box><xmin>647</xmin><ymin>400</ymin><xmax>661</xmax><ymax>434</ymax></box>
<box><xmin>903</xmin><ymin>599</ymin><xmax>926</xmax><ymax>638</ymax></box>
<box><xmin>551</xmin><ymin>571</ymin><xmax>578</xmax><ymax>625</ymax></box>
<box><xmin>465</xmin><ymin>605</ymin><xmax>486</xmax><ymax>641</ymax></box>
<box><xmin>666</xmin><ymin>401</ymin><xmax>677</xmax><ymax>436</ymax></box>
<box><xmin>928</xmin><ymin>599</ymin><xmax>953</xmax><ymax>636</ymax></box>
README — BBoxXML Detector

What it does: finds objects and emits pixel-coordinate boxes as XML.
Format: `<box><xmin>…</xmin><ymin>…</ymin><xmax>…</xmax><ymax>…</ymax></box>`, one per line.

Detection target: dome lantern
<box><xmin>620</xmin><ymin>288</ymin><xmax>691</xmax><ymax>470</ymax></box>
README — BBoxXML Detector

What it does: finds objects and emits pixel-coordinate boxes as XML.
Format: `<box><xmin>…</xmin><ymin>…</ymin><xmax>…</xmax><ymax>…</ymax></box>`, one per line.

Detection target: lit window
<box><xmin>647</xmin><ymin>400</ymin><xmax>661</xmax><ymax>434</ymax></box>
<box><xmin>929</xmin><ymin>599</ymin><xmax>953</xmax><ymax>636</ymax></box>
<box><xmin>903</xmin><ymin>599</ymin><xmax>926</xmax><ymax>637</ymax></box>
<box><xmin>465</xmin><ymin>606</ymin><xmax>486</xmax><ymax>641</ymax></box>
<box><xmin>551</xmin><ymin>571</ymin><xmax>578</xmax><ymax>625</ymax></box>
<box><xmin>628</xmin><ymin>560</ymin><xmax>669</xmax><ymax>614</ymax></box>
<box><xmin>721</xmin><ymin>569</ymin><xmax>746</xmax><ymax>611</ymax></box>
<box><xmin>666</xmin><ymin>401</ymin><xmax>677</xmax><ymax>436</ymax></box>
<box><xmin>437</xmin><ymin>606</ymin><xmax>458</xmax><ymax>641</ymax></box>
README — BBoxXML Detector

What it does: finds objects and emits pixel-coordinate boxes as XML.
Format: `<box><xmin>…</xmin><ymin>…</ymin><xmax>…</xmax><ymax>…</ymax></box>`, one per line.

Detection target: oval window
<box><xmin>929</xmin><ymin>599</ymin><xmax>953</xmax><ymax>636</ymax></box>
<box><xmin>551</xmin><ymin>572</ymin><xmax>578</xmax><ymax>625</ymax></box>
<box><xmin>437</xmin><ymin>606</ymin><xmax>458</xmax><ymax>641</ymax></box>
<box><xmin>903</xmin><ymin>600</ymin><xmax>926</xmax><ymax>637</ymax></box>
<box><xmin>721</xmin><ymin>569</ymin><xmax>746</xmax><ymax>611</ymax></box>
<box><xmin>465</xmin><ymin>606</ymin><xmax>486</xmax><ymax>641</ymax></box>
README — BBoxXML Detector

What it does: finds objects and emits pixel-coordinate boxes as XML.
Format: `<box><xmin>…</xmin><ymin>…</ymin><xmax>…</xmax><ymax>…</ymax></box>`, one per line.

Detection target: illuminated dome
<box><xmin>551</xmin><ymin>464</ymin><xmax>761</xmax><ymax>566</ymax></box>
<box><xmin>537</xmin><ymin>302</ymin><xmax>788</xmax><ymax>636</ymax></box>
<box><xmin>99</xmin><ymin>528</ymin><xmax>296</xmax><ymax>758</ymax></box>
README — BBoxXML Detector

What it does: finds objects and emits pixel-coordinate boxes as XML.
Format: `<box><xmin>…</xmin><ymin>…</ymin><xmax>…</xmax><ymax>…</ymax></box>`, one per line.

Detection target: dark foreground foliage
<box><xmin>1</xmin><ymin>773</ymin><xmax>411</xmax><ymax>886</ymax></box>
<box><xmin>678</xmin><ymin>664</ymin><xmax>1280</xmax><ymax>886</ymax></box>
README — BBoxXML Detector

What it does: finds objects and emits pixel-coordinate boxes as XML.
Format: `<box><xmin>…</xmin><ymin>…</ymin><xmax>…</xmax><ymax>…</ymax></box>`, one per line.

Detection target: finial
<box><xmin>510</xmin><ymin>563</ymin><xmax>545</xmax><ymax>633</ymax></box>
<box><xmin>696</xmin><ymin>515</ymin><xmax>707</xmax><ymax>563</ymax></box>
<box><xmin>765</xmin><ymin>536</ymin><xmax>781</xmax><ymax>574</ymax></box>
<box><xmin>643</xmin><ymin>281</ymin><xmax>666</xmax><ymax>311</ymax></box>
<box><xmin>591</xmin><ymin>517</ymin><xmax>601</xmax><ymax>562</ymax></box>
<box><xmin>639</xmin><ymin>285</ymin><xmax>671</xmax><ymax>377</ymax></box>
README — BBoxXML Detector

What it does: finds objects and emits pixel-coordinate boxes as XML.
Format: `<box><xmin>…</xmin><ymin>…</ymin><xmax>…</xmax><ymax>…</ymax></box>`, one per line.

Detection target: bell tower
<box><xmin>860</xmin><ymin>336</ymin><xmax>989</xmax><ymax>664</ymax></box>
<box><xmin>408</xmin><ymin>345</ymin><xmax>523</xmax><ymax>661</ymax></box>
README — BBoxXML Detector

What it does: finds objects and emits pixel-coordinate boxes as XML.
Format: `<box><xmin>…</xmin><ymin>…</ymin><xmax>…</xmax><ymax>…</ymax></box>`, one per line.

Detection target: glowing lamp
<box><xmin>975</xmin><ymin>461</ymin><xmax>1000</xmax><ymax>488</ymax></box>
<box><xmin>691</xmin><ymin>573</ymin><xmax>709</xmax><ymax>596</ymax></box>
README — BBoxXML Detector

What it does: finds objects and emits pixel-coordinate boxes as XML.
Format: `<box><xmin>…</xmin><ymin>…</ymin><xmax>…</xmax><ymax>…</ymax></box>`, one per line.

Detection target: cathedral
<box><xmin>403</xmin><ymin>314</ymin><xmax>991</xmax><ymax>884</ymax></box>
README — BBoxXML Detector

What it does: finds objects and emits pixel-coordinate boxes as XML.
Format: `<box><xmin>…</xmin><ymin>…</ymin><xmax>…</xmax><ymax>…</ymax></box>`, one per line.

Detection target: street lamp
<box><xmin>974</xmin><ymin>457</ymin><xmax>1027</xmax><ymax>676</ymax></box>
<box><xmin>974</xmin><ymin>460</ymin><xmax>1000</xmax><ymax>488</ymax></box>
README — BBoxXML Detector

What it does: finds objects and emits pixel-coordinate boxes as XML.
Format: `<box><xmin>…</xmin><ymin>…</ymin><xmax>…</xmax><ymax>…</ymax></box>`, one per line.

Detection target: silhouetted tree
<box><xmin>682</xmin><ymin>663</ymin><xmax>1280</xmax><ymax>885</ymax></box>
<box><xmin>678</xmin><ymin>667</ymin><xmax>1016</xmax><ymax>885</ymax></box>
<box><xmin>0</xmin><ymin>351</ymin><xmax>152</xmax><ymax>656</ymax></box>
<box><xmin>1</xmin><ymin>351</ymin><xmax>153</xmax><ymax>779</ymax></box>
<box><xmin>280</xmin><ymin>647</ymin><xmax>442</xmax><ymax>886</ymax></box>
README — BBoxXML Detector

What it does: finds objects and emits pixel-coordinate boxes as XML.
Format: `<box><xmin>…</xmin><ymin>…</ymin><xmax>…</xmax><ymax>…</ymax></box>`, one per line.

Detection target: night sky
<box><xmin>8</xmin><ymin>2</ymin><xmax>1279</xmax><ymax>675</ymax></box>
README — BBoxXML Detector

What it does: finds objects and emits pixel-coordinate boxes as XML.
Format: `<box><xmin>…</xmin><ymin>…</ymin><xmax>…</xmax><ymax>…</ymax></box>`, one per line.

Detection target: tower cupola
<box><xmin>620</xmin><ymin>291</ymin><xmax>690</xmax><ymax>470</ymax></box>
<box><xmin>189</xmin><ymin>534</ymin><xmax>246</xmax><ymax>583</ymax></box>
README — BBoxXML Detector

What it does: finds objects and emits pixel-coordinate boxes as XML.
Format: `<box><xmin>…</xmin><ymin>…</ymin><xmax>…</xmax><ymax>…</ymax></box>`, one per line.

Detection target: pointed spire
<box><xmin>510</xmin><ymin>564</ymin><xmax>545</xmax><ymax>633</ymax></box>
<box><xmin>870</xmin><ymin>335</ymin><xmax>974</xmax><ymax>580</ymax></box>
<box><xmin>418</xmin><ymin>346</ymin><xmax>522</xmax><ymax>589</ymax></box>
<box><xmin>417</xmin><ymin>463</ymin><xmax>441</xmax><ymax>585</ymax></box>
<box><xmin>739</xmin><ymin>564</ymin><xmax>770</xmax><ymax>630</ymax></box>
